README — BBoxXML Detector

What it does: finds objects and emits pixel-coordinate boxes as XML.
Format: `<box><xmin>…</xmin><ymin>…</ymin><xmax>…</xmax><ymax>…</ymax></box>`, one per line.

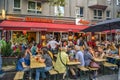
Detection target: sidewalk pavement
<box><xmin>0</xmin><ymin>72</ymin><xmax>118</xmax><ymax>80</ymax></box>
<box><xmin>69</xmin><ymin>74</ymin><xmax>118</xmax><ymax>80</ymax></box>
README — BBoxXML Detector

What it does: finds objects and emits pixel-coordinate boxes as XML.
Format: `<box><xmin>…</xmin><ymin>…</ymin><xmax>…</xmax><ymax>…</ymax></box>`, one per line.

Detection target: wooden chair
<box><xmin>14</xmin><ymin>71</ymin><xmax>24</xmax><ymax>80</ymax></box>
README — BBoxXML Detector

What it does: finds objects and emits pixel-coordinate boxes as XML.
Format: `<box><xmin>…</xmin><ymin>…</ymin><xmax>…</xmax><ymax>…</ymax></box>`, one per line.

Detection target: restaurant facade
<box><xmin>0</xmin><ymin>15</ymin><xmax>89</xmax><ymax>44</ymax></box>
<box><xmin>0</xmin><ymin>0</ymin><xmax>119</xmax><ymax>44</ymax></box>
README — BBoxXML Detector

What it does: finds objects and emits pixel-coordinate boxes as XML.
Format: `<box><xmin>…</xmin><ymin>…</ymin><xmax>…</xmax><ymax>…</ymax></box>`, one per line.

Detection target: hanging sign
<box><xmin>76</xmin><ymin>18</ymin><xmax>90</xmax><ymax>25</ymax></box>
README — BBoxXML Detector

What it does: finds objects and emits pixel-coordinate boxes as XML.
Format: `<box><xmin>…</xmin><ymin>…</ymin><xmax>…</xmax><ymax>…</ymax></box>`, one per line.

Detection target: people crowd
<box><xmin>0</xmin><ymin>36</ymin><xmax>120</xmax><ymax>80</ymax></box>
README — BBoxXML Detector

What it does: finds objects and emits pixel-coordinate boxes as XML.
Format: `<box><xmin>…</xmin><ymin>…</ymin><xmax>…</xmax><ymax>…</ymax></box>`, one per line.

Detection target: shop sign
<box><xmin>25</xmin><ymin>17</ymin><xmax>53</xmax><ymax>23</ymax></box>
<box><xmin>76</xmin><ymin>18</ymin><xmax>90</xmax><ymax>25</ymax></box>
<box><xmin>7</xmin><ymin>16</ymin><xmax>24</xmax><ymax>21</ymax></box>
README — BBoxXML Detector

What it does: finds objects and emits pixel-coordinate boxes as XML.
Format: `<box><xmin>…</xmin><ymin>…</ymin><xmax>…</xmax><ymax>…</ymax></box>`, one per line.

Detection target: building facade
<box><xmin>0</xmin><ymin>0</ymin><xmax>120</xmax><ymax>43</ymax></box>
<box><xmin>0</xmin><ymin>0</ymin><xmax>120</xmax><ymax>20</ymax></box>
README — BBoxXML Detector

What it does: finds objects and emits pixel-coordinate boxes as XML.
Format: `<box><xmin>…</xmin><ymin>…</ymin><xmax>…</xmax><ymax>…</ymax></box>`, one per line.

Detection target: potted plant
<box><xmin>1</xmin><ymin>42</ymin><xmax>13</xmax><ymax>57</ymax></box>
<box><xmin>1</xmin><ymin>42</ymin><xmax>18</xmax><ymax>66</ymax></box>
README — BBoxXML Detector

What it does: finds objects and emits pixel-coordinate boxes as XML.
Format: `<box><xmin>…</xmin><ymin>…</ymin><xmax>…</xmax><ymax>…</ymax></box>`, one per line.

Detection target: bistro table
<box><xmin>30</xmin><ymin>56</ymin><xmax>46</xmax><ymax>68</ymax></box>
<box><xmin>66</xmin><ymin>61</ymin><xmax>81</xmax><ymax>80</ymax></box>
<box><xmin>93</xmin><ymin>58</ymin><xmax>107</xmax><ymax>62</ymax></box>
<box><xmin>67</xmin><ymin>61</ymin><xmax>81</xmax><ymax>66</ymax></box>
<box><xmin>105</xmin><ymin>55</ymin><xmax>120</xmax><ymax>80</ymax></box>
<box><xmin>105</xmin><ymin>55</ymin><xmax>120</xmax><ymax>60</ymax></box>
<box><xmin>29</xmin><ymin>56</ymin><xmax>46</xmax><ymax>79</ymax></box>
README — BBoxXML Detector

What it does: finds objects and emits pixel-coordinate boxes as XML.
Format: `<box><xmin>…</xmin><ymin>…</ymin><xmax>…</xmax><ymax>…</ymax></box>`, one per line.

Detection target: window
<box><xmin>76</xmin><ymin>7</ymin><xmax>84</xmax><ymax>17</ymax></box>
<box><xmin>117</xmin><ymin>0</ymin><xmax>120</xmax><ymax>5</ymax></box>
<box><xmin>106</xmin><ymin>11</ymin><xmax>111</xmax><ymax>20</ymax></box>
<box><xmin>28</xmin><ymin>1</ymin><xmax>42</xmax><ymax>14</ymax></box>
<box><xmin>54</xmin><ymin>6</ymin><xmax>64</xmax><ymax>16</ymax></box>
<box><xmin>37</xmin><ymin>3</ymin><xmax>42</xmax><ymax>14</ymax></box>
<box><xmin>93</xmin><ymin>9</ymin><xmax>103</xmax><ymax>19</ymax></box>
<box><xmin>13</xmin><ymin>0</ymin><xmax>21</xmax><ymax>12</ymax></box>
<box><xmin>117</xmin><ymin>12</ymin><xmax>120</xmax><ymax>17</ymax></box>
<box><xmin>107</xmin><ymin>0</ymin><xmax>111</xmax><ymax>5</ymax></box>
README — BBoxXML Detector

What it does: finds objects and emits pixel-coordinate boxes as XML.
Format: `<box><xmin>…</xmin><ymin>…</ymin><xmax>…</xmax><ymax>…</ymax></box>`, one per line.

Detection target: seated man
<box><xmin>35</xmin><ymin>47</ymin><xmax>53</xmax><ymax>80</ymax></box>
<box><xmin>75</xmin><ymin>45</ymin><xmax>85</xmax><ymax>66</ymax></box>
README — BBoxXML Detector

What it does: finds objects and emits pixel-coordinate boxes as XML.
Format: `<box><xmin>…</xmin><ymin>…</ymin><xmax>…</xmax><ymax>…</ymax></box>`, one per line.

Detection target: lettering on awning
<box><xmin>25</xmin><ymin>17</ymin><xmax>53</xmax><ymax>23</ymax></box>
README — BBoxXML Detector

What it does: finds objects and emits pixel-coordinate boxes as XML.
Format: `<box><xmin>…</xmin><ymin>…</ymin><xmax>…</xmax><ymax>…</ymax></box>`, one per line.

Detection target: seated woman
<box><xmin>106</xmin><ymin>44</ymin><xmax>118</xmax><ymax>64</ymax></box>
<box><xmin>95</xmin><ymin>46</ymin><xmax>105</xmax><ymax>59</ymax></box>
<box><xmin>110</xmin><ymin>43</ymin><xmax>118</xmax><ymax>54</ymax></box>
<box><xmin>54</xmin><ymin>47</ymin><xmax>69</xmax><ymax>80</ymax></box>
<box><xmin>16</xmin><ymin>51</ymin><xmax>29</xmax><ymax>71</ymax></box>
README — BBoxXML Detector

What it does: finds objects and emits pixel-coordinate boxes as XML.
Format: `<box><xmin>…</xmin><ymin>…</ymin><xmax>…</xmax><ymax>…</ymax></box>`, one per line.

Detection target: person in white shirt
<box><xmin>47</xmin><ymin>38</ymin><xmax>60</xmax><ymax>54</ymax></box>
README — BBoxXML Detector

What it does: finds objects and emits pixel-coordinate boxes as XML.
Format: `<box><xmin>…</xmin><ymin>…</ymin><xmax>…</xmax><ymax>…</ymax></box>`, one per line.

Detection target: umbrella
<box><xmin>82</xmin><ymin>18</ymin><xmax>120</xmax><ymax>32</ymax></box>
<box><xmin>82</xmin><ymin>18</ymin><xmax>120</xmax><ymax>42</ymax></box>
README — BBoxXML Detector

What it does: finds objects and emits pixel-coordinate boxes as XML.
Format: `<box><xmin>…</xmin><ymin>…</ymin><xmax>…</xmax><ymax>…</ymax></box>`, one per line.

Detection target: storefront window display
<box><xmin>12</xmin><ymin>31</ymin><xmax>28</xmax><ymax>44</ymax></box>
<box><xmin>62</xmin><ymin>33</ymin><xmax>68</xmax><ymax>40</ymax></box>
<box><xmin>12</xmin><ymin>31</ymin><xmax>36</xmax><ymax>44</ymax></box>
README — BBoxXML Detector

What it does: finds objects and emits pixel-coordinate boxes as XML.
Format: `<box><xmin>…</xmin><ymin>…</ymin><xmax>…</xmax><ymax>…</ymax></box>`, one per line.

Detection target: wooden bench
<box><xmin>78</xmin><ymin>66</ymin><xmax>89</xmax><ymax>71</ymax></box>
<box><xmin>78</xmin><ymin>66</ymin><xmax>90</xmax><ymax>80</ymax></box>
<box><xmin>102</xmin><ymin>62</ymin><xmax>118</xmax><ymax>74</ymax></box>
<box><xmin>103</xmin><ymin>62</ymin><xmax>117</xmax><ymax>67</ymax></box>
<box><xmin>14</xmin><ymin>71</ymin><xmax>24</xmax><ymax>80</ymax></box>
<box><xmin>48</xmin><ymin>60</ymin><xmax>64</xmax><ymax>80</ymax></box>
<box><xmin>49</xmin><ymin>69</ymin><xmax>58</xmax><ymax>75</ymax></box>
<box><xmin>2</xmin><ymin>65</ymin><xmax>16</xmax><ymax>72</ymax></box>
<box><xmin>48</xmin><ymin>69</ymin><xmax>64</xmax><ymax>80</ymax></box>
<box><xmin>88</xmin><ymin>67</ymin><xmax>99</xmax><ymax>71</ymax></box>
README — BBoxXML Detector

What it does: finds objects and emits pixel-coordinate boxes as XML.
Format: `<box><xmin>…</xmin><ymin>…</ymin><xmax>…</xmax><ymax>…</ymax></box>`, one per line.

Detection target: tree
<box><xmin>49</xmin><ymin>0</ymin><xmax>65</xmax><ymax>16</ymax></box>
<box><xmin>49</xmin><ymin>0</ymin><xmax>65</xmax><ymax>6</ymax></box>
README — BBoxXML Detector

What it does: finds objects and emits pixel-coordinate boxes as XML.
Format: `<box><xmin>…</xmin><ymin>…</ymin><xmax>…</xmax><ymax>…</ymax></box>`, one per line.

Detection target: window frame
<box><xmin>76</xmin><ymin>7</ymin><xmax>84</xmax><ymax>18</ymax></box>
<box><xmin>27</xmin><ymin>1</ymin><xmax>42</xmax><ymax>14</ymax></box>
<box><xmin>93</xmin><ymin>9</ymin><xmax>103</xmax><ymax>20</ymax></box>
<box><xmin>117</xmin><ymin>0</ymin><xmax>120</xmax><ymax>5</ymax></box>
<box><xmin>13</xmin><ymin>0</ymin><xmax>22</xmax><ymax>12</ymax></box>
<box><xmin>117</xmin><ymin>12</ymin><xmax>120</xmax><ymax>17</ymax></box>
<box><xmin>106</xmin><ymin>10</ymin><xmax>111</xmax><ymax>20</ymax></box>
<box><xmin>54</xmin><ymin>6</ymin><xmax>64</xmax><ymax>16</ymax></box>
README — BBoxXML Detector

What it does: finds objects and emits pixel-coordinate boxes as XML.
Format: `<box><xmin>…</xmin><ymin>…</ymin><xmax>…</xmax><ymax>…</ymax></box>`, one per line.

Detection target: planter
<box><xmin>2</xmin><ymin>57</ymin><xmax>18</xmax><ymax>66</ymax></box>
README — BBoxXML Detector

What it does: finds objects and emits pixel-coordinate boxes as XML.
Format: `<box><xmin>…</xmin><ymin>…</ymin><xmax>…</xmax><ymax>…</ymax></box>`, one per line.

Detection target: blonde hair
<box><xmin>110</xmin><ymin>44</ymin><xmax>116</xmax><ymax>50</ymax></box>
<box><xmin>60</xmin><ymin>47</ymin><xmax>67</xmax><ymax>52</ymax></box>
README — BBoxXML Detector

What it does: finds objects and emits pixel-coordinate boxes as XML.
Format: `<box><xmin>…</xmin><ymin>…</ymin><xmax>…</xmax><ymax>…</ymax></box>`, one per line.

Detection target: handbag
<box><xmin>90</xmin><ymin>61</ymin><xmax>100</xmax><ymax>68</ymax></box>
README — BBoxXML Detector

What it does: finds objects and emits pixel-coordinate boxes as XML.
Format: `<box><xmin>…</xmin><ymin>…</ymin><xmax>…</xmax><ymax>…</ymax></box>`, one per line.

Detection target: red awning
<box><xmin>0</xmin><ymin>20</ymin><xmax>88</xmax><ymax>32</ymax></box>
